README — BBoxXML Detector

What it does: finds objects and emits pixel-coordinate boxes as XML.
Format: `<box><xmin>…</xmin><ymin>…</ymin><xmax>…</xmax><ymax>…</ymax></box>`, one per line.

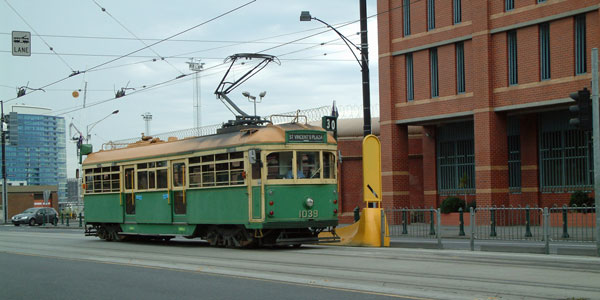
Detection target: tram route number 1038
<box><xmin>299</xmin><ymin>210</ymin><xmax>318</xmax><ymax>218</ymax></box>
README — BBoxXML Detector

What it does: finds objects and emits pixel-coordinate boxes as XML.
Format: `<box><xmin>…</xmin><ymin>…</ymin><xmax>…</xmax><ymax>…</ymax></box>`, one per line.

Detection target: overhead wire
<box><xmin>15</xmin><ymin>0</ymin><xmax>413</xmax><ymax>115</ymax></box>
<box><xmin>3</xmin><ymin>0</ymin><xmax>75</xmax><ymax>73</ymax></box>
<box><xmin>2</xmin><ymin>0</ymin><xmax>257</xmax><ymax>103</ymax></box>
<box><xmin>90</xmin><ymin>0</ymin><xmax>185</xmax><ymax>75</ymax></box>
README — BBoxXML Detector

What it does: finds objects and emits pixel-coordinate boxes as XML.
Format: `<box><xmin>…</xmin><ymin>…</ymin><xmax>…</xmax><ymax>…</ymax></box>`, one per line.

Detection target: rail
<box><xmin>384</xmin><ymin>205</ymin><xmax>597</xmax><ymax>255</ymax></box>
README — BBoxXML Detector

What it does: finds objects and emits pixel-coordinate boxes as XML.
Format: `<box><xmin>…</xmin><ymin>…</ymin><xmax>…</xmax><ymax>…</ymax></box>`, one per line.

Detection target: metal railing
<box><xmin>385</xmin><ymin>205</ymin><xmax>597</xmax><ymax>255</ymax></box>
<box><xmin>386</xmin><ymin>208</ymin><xmax>442</xmax><ymax>248</ymax></box>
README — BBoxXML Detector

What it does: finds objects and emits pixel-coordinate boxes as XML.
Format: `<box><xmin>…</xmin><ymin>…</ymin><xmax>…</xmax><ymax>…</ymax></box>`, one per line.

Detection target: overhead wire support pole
<box><xmin>300</xmin><ymin>0</ymin><xmax>371</xmax><ymax>137</ymax></box>
<box><xmin>359</xmin><ymin>0</ymin><xmax>372</xmax><ymax>137</ymax></box>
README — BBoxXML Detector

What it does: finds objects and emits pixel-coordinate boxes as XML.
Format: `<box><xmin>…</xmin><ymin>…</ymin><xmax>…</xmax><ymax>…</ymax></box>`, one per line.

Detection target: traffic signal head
<box><xmin>568</xmin><ymin>87</ymin><xmax>592</xmax><ymax>130</ymax></box>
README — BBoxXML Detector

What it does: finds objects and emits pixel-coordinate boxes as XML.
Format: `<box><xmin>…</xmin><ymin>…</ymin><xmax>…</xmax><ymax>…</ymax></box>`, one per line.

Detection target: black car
<box><xmin>11</xmin><ymin>207</ymin><xmax>59</xmax><ymax>226</ymax></box>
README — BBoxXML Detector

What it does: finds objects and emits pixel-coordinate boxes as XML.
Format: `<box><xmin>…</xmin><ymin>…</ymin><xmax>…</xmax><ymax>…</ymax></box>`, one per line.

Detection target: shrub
<box><xmin>440</xmin><ymin>197</ymin><xmax>466</xmax><ymax>214</ymax></box>
<box><xmin>569</xmin><ymin>191</ymin><xmax>594</xmax><ymax>207</ymax></box>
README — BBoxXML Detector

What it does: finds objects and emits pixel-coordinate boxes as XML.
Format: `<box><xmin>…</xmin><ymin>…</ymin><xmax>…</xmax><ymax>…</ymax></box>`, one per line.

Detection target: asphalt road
<box><xmin>1</xmin><ymin>225</ymin><xmax>600</xmax><ymax>300</ymax></box>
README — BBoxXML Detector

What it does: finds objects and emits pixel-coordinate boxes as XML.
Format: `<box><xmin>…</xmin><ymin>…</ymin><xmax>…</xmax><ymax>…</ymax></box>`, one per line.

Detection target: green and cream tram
<box><xmin>83</xmin><ymin>122</ymin><xmax>339</xmax><ymax>247</ymax></box>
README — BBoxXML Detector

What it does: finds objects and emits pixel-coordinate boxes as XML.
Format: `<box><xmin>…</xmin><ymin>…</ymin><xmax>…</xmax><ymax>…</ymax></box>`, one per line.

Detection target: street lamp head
<box><xmin>300</xmin><ymin>11</ymin><xmax>312</xmax><ymax>22</ymax></box>
<box><xmin>112</xmin><ymin>110</ymin><xmax>119</xmax><ymax>114</ymax></box>
<box><xmin>249</xmin><ymin>96</ymin><xmax>256</xmax><ymax>101</ymax></box>
<box><xmin>242</xmin><ymin>91</ymin><xmax>250</xmax><ymax>97</ymax></box>
<box><xmin>259</xmin><ymin>91</ymin><xmax>266</xmax><ymax>98</ymax></box>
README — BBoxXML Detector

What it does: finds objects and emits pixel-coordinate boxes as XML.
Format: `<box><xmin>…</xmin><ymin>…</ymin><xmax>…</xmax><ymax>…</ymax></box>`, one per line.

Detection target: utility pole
<box><xmin>360</xmin><ymin>0</ymin><xmax>371</xmax><ymax>137</ymax></box>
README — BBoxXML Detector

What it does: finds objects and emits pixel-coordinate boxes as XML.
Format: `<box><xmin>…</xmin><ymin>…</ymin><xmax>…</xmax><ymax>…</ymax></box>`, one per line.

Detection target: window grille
<box><xmin>456</xmin><ymin>42</ymin><xmax>465</xmax><ymax>93</ymax></box>
<box><xmin>505</xmin><ymin>0</ymin><xmax>514</xmax><ymax>11</ymax></box>
<box><xmin>406</xmin><ymin>53</ymin><xmax>414</xmax><ymax>101</ymax></box>
<box><xmin>437</xmin><ymin>122</ymin><xmax>475</xmax><ymax>195</ymax></box>
<box><xmin>575</xmin><ymin>14</ymin><xmax>586</xmax><ymax>75</ymax></box>
<box><xmin>507</xmin><ymin>117</ymin><xmax>521</xmax><ymax>192</ymax></box>
<box><xmin>430</xmin><ymin>48</ymin><xmax>439</xmax><ymax>98</ymax></box>
<box><xmin>539</xmin><ymin>111</ymin><xmax>593</xmax><ymax>192</ymax></box>
<box><xmin>427</xmin><ymin>0</ymin><xmax>435</xmax><ymax>30</ymax></box>
<box><xmin>508</xmin><ymin>30</ymin><xmax>518</xmax><ymax>85</ymax></box>
<box><xmin>539</xmin><ymin>23</ymin><xmax>550</xmax><ymax>80</ymax></box>
<box><xmin>403</xmin><ymin>0</ymin><xmax>411</xmax><ymax>36</ymax></box>
<box><xmin>453</xmin><ymin>0</ymin><xmax>461</xmax><ymax>24</ymax></box>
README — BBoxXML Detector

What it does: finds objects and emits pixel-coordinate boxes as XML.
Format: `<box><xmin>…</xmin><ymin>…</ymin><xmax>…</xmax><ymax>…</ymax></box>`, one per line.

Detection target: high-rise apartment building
<box><xmin>377</xmin><ymin>0</ymin><xmax>598</xmax><ymax>208</ymax></box>
<box><xmin>3</xmin><ymin>105</ymin><xmax>67</xmax><ymax>203</ymax></box>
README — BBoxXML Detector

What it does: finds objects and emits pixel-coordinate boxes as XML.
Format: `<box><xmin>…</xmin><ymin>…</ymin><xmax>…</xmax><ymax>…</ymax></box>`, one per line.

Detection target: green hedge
<box><xmin>569</xmin><ymin>191</ymin><xmax>594</xmax><ymax>207</ymax></box>
<box><xmin>440</xmin><ymin>197</ymin><xmax>465</xmax><ymax>214</ymax></box>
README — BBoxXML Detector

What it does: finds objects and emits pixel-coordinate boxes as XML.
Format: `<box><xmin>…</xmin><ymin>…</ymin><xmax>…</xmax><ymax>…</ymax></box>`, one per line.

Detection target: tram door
<box><xmin>248</xmin><ymin>150</ymin><xmax>263</xmax><ymax>221</ymax></box>
<box><xmin>123</xmin><ymin>166</ymin><xmax>136</xmax><ymax>222</ymax></box>
<box><xmin>171</xmin><ymin>160</ymin><xmax>187</xmax><ymax>223</ymax></box>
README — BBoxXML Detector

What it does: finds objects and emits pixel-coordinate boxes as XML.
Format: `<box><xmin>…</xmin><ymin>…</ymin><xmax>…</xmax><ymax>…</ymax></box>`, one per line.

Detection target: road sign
<box><xmin>12</xmin><ymin>31</ymin><xmax>31</xmax><ymax>56</ymax></box>
<box><xmin>43</xmin><ymin>190</ymin><xmax>50</xmax><ymax>204</ymax></box>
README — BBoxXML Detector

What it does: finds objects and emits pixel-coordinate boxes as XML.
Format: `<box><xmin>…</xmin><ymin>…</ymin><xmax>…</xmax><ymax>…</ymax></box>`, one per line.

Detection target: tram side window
<box><xmin>324</xmin><ymin>152</ymin><xmax>336</xmax><ymax>179</ymax></box>
<box><xmin>84</xmin><ymin>166</ymin><xmax>120</xmax><ymax>194</ymax></box>
<box><xmin>190</xmin><ymin>152</ymin><xmax>245</xmax><ymax>187</ymax></box>
<box><xmin>267</xmin><ymin>152</ymin><xmax>293</xmax><ymax>179</ymax></box>
<box><xmin>137</xmin><ymin>161</ymin><xmax>168</xmax><ymax>191</ymax></box>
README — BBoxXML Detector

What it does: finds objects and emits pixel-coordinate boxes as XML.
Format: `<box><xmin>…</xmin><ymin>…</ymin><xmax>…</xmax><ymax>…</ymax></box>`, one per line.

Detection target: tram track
<box><xmin>1</xmin><ymin>231</ymin><xmax>599</xmax><ymax>299</ymax></box>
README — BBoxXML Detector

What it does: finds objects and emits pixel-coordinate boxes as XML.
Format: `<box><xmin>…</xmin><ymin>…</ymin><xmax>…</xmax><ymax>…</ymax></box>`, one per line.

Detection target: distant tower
<box><xmin>187</xmin><ymin>58</ymin><xmax>205</xmax><ymax>129</ymax></box>
<box><xmin>142</xmin><ymin>112</ymin><xmax>152</xmax><ymax>136</ymax></box>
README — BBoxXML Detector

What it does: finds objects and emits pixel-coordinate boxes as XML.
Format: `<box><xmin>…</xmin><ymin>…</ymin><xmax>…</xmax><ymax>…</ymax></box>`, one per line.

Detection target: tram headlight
<box><xmin>305</xmin><ymin>198</ymin><xmax>314</xmax><ymax>208</ymax></box>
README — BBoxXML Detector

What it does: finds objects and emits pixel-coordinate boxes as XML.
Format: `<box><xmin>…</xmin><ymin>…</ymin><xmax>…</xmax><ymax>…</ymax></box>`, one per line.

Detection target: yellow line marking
<box><xmin>0</xmin><ymin>250</ymin><xmax>433</xmax><ymax>300</ymax></box>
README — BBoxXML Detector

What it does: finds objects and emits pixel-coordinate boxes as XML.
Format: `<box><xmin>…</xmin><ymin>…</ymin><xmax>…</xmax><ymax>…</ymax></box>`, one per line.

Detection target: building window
<box><xmin>538</xmin><ymin>0</ymin><xmax>546</xmax><ymax>3</ymax></box>
<box><xmin>539</xmin><ymin>111</ymin><xmax>593</xmax><ymax>192</ymax></box>
<box><xmin>453</xmin><ymin>0</ymin><xmax>461</xmax><ymax>24</ymax></box>
<box><xmin>507</xmin><ymin>117</ymin><xmax>521</xmax><ymax>192</ymax></box>
<box><xmin>539</xmin><ymin>23</ymin><xmax>550</xmax><ymax>81</ymax></box>
<box><xmin>427</xmin><ymin>0</ymin><xmax>435</xmax><ymax>30</ymax></box>
<box><xmin>505</xmin><ymin>0</ymin><xmax>514</xmax><ymax>11</ymax></box>
<box><xmin>508</xmin><ymin>30</ymin><xmax>518</xmax><ymax>85</ymax></box>
<box><xmin>575</xmin><ymin>14</ymin><xmax>586</xmax><ymax>75</ymax></box>
<box><xmin>430</xmin><ymin>48</ymin><xmax>439</xmax><ymax>98</ymax></box>
<box><xmin>437</xmin><ymin>121</ymin><xmax>475</xmax><ymax>195</ymax></box>
<box><xmin>403</xmin><ymin>0</ymin><xmax>410</xmax><ymax>36</ymax></box>
<box><xmin>406</xmin><ymin>53</ymin><xmax>414</xmax><ymax>101</ymax></box>
<box><xmin>456</xmin><ymin>42</ymin><xmax>465</xmax><ymax>94</ymax></box>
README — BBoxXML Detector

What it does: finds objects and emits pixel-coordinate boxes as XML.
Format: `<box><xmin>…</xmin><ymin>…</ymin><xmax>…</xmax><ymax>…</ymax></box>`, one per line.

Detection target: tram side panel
<box><xmin>84</xmin><ymin>193</ymin><xmax>123</xmax><ymax>223</ymax></box>
<box><xmin>186</xmin><ymin>186</ymin><xmax>249</xmax><ymax>224</ymax></box>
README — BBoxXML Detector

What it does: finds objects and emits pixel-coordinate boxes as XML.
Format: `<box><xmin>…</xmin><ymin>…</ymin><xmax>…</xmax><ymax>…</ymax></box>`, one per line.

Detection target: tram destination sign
<box><xmin>286</xmin><ymin>131</ymin><xmax>326</xmax><ymax>143</ymax></box>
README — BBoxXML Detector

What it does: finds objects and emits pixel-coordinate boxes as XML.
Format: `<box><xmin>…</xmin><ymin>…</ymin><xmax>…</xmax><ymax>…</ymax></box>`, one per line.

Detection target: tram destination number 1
<box><xmin>299</xmin><ymin>210</ymin><xmax>318</xmax><ymax>218</ymax></box>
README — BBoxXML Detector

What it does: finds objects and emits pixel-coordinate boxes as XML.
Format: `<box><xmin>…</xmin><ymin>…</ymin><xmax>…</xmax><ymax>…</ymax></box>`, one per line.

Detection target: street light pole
<box><xmin>85</xmin><ymin>110</ymin><xmax>119</xmax><ymax>143</ymax></box>
<box><xmin>300</xmin><ymin>0</ymin><xmax>371</xmax><ymax>136</ymax></box>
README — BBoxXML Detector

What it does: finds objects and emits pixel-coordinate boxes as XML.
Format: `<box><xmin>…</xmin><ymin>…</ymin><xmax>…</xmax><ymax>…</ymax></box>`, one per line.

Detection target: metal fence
<box><xmin>385</xmin><ymin>205</ymin><xmax>598</xmax><ymax>255</ymax></box>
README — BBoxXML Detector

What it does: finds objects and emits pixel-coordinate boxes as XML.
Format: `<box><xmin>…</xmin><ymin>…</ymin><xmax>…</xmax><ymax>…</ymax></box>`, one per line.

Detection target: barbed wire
<box><xmin>104</xmin><ymin>104</ymin><xmax>379</xmax><ymax>150</ymax></box>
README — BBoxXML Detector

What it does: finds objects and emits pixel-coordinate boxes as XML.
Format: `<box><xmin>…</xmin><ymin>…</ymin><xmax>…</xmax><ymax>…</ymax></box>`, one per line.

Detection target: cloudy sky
<box><xmin>1</xmin><ymin>0</ymin><xmax>379</xmax><ymax>176</ymax></box>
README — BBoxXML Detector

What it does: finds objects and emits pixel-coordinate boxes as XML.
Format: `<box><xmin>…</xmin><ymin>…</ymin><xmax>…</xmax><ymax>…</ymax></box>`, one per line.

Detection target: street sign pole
<box><xmin>591</xmin><ymin>48</ymin><xmax>599</xmax><ymax>256</ymax></box>
<box><xmin>1</xmin><ymin>101</ymin><xmax>7</xmax><ymax>223</ymax></box>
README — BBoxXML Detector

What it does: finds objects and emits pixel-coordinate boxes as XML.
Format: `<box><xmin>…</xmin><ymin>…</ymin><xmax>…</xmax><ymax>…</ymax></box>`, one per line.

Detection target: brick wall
<box><xmin>378</xmin><ymin>0</ymin><xmax>600</xmax><ymax>209</ymax></box>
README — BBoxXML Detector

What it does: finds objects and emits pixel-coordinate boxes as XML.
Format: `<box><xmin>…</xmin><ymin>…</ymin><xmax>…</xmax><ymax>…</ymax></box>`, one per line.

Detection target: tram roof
<box><xmin>83</xmin><ymin>123</ymin><xmax>336</xmax><ymax>166</ymax></box>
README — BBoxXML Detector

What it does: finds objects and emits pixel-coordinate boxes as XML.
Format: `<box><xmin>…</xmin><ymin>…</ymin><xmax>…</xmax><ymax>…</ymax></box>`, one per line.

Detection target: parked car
<box><xmin>11</xmin><ymin>207</ymin><xmax>59</xmax><ymax>226</ymax></box>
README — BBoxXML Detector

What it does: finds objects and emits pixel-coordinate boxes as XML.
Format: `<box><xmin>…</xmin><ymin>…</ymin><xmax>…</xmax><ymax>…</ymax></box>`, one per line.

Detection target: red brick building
<box><xmin>377</xmin><ymin>0</ymin><xmax>598</xmax><ymax>209</ymax></box>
